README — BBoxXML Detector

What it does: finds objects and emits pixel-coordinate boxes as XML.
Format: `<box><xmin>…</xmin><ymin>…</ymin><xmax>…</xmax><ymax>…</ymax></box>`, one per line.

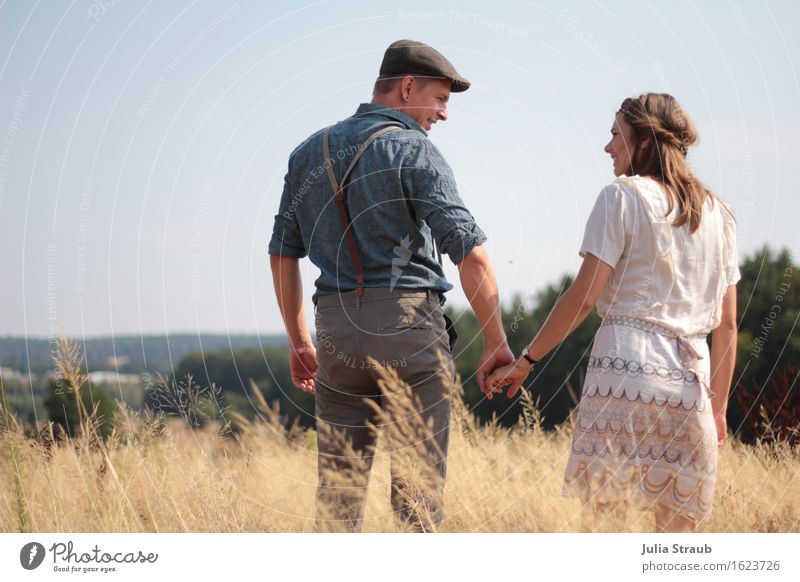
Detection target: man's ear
<box><xmin>400</xmin><ymin>76</ymin><xmax>416</xmax><ymax>101</ymax></box>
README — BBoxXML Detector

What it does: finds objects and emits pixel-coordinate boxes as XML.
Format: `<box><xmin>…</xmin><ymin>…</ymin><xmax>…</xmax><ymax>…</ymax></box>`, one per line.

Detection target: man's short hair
<box><xmin>372</xmin><ymin>75</ymin><xmax>433</xmax><ymax>95</ymax></box>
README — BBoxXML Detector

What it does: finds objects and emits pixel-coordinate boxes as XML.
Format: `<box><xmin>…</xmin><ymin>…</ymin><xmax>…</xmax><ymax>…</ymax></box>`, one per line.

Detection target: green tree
<box><xmin>451</xmin><ymin>276</ymin><xmax>600</xmax><ymax>429</ymax></box>
<box><xmin>729</xmin><ymin>246</ymin><xmax>799</xmax><ymax>440</ymax></box>
<box><xmin>44</xmin><ymin>378</ymin><xmax>117</xmax><ymax>440</ymax></box>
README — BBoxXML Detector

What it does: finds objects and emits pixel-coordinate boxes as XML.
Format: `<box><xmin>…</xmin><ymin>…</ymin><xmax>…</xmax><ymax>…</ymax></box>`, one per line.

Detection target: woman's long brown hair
<box><xmin>619</xmin><ymin>93</ymin><xmax>715</xmax><ymax>233</ymax></box>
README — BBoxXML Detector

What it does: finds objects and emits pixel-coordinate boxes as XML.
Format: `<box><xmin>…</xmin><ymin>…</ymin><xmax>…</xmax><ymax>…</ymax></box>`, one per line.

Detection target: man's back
<box><xmin>270</xmin><ymin>103</ymin><xmax>486</xmax><ymax>297</ymax></box>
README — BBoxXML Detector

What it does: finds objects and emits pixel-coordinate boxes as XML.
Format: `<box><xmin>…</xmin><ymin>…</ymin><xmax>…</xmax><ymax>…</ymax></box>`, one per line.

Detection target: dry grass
<box><xmin>1</xmin><ymin>340</ymin><xmax>799</xmax><ymax>533</ymax></box>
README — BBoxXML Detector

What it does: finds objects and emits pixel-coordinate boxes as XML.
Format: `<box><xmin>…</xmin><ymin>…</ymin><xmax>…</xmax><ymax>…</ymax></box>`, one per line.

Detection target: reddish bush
<box><xmin>735</xmin><ymin>367</ymin><xmax>800</xmax><ymax>446</ymax></box>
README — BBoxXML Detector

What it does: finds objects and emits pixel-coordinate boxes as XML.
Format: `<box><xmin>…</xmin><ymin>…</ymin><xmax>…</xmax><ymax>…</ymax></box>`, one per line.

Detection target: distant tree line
<box><xmin>0</xmin><ymin>334</ymin><xmax>284</xmax><ymax>375</ymax></box>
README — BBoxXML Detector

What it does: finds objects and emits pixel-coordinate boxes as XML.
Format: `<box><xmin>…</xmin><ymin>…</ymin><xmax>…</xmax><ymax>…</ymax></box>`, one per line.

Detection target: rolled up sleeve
<box><xmin>268</xmin><ymin>171</ymin><xmax>307</xmax><ymax>258</ymax></box>
<box><xmin>401</xmin><ymin>141</ymin><xmax>487</xmax><ymax>264</ymax></box>
<box><xmin>580</xmin><ymin>184</ymin><xmax>626</xmax><ymax>269</ymax></box>
<box><xmin>721</xmin><ymin>203</ymin><xmax>741</xmax><ymax>286</ymax></box>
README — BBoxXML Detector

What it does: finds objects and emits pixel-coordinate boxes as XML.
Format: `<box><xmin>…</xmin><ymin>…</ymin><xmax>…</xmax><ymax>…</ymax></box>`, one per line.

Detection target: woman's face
<box><xmin>605</xmin><ymin>112</ymin><xmax>638</xmax><ymax>177</ymax></box>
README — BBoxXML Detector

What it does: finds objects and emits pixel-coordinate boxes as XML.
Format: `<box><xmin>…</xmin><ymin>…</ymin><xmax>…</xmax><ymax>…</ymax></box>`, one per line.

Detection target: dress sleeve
<box><xmin>579</xmin><ymin>183</ymin><xmax>626</xmax><ymax>269</ymax></box>
<box><xmin>721</xmin><ymin>203</ymin><xmax>741</xmax><ymax>285</ymax></box>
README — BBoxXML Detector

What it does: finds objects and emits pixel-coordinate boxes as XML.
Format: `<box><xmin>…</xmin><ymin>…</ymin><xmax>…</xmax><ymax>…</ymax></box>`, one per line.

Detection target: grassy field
<box><xmin>1</xmin><ymin>340</ymin><xmax>799</xmax><ymax>533</ymax></box>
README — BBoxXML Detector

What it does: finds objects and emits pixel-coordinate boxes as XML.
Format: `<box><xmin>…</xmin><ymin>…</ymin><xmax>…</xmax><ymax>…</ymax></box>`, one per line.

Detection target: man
<box><xmin>269</xmin><ymin>39</ymin><xmax>512</xmax><ymax>531</ymax></box>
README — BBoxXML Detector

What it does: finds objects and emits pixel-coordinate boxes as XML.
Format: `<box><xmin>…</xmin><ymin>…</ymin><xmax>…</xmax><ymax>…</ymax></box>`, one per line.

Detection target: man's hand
<box><xmin>476</xmin><ymin>343</ymin><xmax>514</xmax><ymax>400</ymax></box>
<box><xmin>271</xmin><ymin>255</ymin><xmax>317</xmax><ymax>394</ymax></box>
<box><xmin>289</xmin><ymin>342</ymin><xmax>318</xmax><ymax>394</ymax></box>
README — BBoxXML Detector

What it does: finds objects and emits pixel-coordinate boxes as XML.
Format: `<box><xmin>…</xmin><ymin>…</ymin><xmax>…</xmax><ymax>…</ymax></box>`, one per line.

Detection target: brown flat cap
<box><xmin>379</xmin><ymin>39</ymin><xmax>470</xmax><ymax>92</ymax></box>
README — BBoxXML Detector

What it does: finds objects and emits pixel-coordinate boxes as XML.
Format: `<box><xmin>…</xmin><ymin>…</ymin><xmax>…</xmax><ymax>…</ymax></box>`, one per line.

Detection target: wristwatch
<box><xmin>520</xmin><ymin>352</ymin><xmax>539</xmax><ymax>367</ymax></box>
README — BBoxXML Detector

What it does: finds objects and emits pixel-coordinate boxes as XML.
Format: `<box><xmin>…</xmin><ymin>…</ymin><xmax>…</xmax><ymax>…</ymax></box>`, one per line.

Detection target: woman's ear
<box><xmin>639</xmin><ymin>135</ymin><xmax>652</xmax><ymax>151</ymax></box>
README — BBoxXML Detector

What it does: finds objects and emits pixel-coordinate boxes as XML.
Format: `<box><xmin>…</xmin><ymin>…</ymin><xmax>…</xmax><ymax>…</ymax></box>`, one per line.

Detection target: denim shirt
<box><xmin>268</xmin><ymin>103</ymin><xmax>487</xmax><ymax>297</ymax></box>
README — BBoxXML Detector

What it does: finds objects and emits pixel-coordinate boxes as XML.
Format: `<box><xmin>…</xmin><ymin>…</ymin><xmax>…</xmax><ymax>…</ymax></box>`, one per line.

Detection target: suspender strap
<box><xmin>322</xmin><ymin>125</ymin><xmax>401</xmax><ymax>296</ymax></box>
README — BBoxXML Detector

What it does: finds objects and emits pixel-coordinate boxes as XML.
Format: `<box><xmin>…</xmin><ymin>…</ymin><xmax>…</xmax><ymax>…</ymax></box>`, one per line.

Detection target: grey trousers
<box><xmin>313</xmin><ymin>288</ymin><xmax>454</xmax><ymax>532</ymax></box>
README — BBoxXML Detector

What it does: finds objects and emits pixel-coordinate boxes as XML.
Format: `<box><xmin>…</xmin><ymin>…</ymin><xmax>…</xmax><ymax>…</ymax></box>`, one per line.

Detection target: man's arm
<box><xmin>270</xmin><ymin>255</ymin><xmax>317</xmax><ymax>394</ymax></box>
<box><xmin>457</xmin><ymin>245</ymin><xmax>513</xmax><ymax>397</ymax></box>
<box><xmin>709</xmin><ymin>285</ymin><xmax>737</xmax><ymax>445</ymax></box>
<box><xmin>399</xmin><ymin>143</ymin><xmax>512</xmax><ymax>394</ymax></box>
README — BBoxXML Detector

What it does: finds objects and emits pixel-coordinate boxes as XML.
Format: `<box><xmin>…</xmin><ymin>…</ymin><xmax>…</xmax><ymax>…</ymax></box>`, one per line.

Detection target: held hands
<box><xmin>486</xmin><ymin>358</ymin><xmax>533</xmax><ymax>399</ymax></box>
<box><xmin>289</xmin><ymin>342</ymin><xmax>318</xmax><ymax>394</ymax></box>
<box><xmin>476</xmin><ymin>344</ymin><xmax>514</xmax><ymax>400</ymax></box>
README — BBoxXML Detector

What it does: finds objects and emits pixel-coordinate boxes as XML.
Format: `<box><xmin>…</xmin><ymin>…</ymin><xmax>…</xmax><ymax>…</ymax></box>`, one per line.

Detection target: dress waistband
<box><xmin>600</xmin><ymin>315</ymin><xmax>711</xmax><ymax>393</ymax></box>
<box><xmin>600</xmin><ymin>315</ymin><xmax>707</xmax><ymax>340</ymax></box>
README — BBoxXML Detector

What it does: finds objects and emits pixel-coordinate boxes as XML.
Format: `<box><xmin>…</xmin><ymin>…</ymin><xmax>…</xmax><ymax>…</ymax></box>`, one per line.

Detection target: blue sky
<box><xmin>1</xmin><ymin>0</ymin><xmax>798</xmax><ymax>338</ymax></box>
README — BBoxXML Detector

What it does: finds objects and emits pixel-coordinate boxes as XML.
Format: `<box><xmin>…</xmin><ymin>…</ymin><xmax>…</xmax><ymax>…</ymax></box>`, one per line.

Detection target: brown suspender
<box><xmin>322</xmin><ymin>125</ymin><xmax>401</xmax><ymax>296</ymax></box>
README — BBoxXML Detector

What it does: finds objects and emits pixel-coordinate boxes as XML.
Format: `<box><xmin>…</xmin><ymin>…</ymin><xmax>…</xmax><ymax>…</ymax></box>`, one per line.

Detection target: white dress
<box><xmin>562</xmin><ymin>175</ymin><xmax>741</xmax><ymax>522</ymax></box>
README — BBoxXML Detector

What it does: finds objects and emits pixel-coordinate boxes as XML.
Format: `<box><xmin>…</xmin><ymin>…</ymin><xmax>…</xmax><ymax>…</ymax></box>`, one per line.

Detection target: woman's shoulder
<box><xmin>597</xmin><ymin>175</ymin><xmax>640</xmax><ymax>197</ymax></box>
<box><xmin>611</xmin><ymin>174</ymin><xmax>664</xmax><ymax>195</ymax></box>
<box><xmin>596</xmin><ymin>175</ymin><xmax>663</xmax><ymax>211</ymax></box>
<box><xmin>618</xmin><ymin>175</ymin><xmax>675</xmax><ymax>217</ymax></box>
<box><xmin>712</xmin><ymin>198</ymin><xmax>738</xmax><ymax>241</ymax></box>
<box><xmin>695</xmin><ymin>195</ymin><xmax>736</xmax><ymax>233</ymax></box>
<box><xmin>716</xmin><ymin>197</ymin><xmax>736</xmax><ymax>221</ymax></box>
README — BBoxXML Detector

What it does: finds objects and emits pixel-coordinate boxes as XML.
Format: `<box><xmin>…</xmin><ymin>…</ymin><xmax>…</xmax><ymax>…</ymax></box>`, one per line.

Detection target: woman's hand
<box><xmin>486</xmin><ymin>359</ymin><xmax>532</xmax><ymax>398</ymax></box>
<box><xmin>714</xmin><ymin>411</ymin><xmax>727</xmax><ymax>446</ymax></box>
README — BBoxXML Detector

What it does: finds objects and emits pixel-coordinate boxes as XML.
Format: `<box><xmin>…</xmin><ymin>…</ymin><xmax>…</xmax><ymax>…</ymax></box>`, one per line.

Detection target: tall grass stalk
<box><xmin>1</xmin><ymin>339</ymin><xmax>798</xmax><ymax>532</ymax></box>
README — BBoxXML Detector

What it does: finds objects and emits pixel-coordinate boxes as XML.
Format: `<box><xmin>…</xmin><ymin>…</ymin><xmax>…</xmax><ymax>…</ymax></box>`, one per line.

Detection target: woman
<box><xmin>487</xmin><ymin>93</ymin><xmax>739</xmax><ymax>532</ymax></box>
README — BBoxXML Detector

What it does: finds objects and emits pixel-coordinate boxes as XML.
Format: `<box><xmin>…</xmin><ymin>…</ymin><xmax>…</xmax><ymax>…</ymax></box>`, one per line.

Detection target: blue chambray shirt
<box><xmin>268</xmin><ymin>103</ymin><xmax>487</xmax><ymax>298</ymax></box>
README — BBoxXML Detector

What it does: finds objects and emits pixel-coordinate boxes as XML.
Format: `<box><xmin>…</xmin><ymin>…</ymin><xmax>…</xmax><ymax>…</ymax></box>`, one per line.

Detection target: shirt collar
<box><xmin>353</xmin><ymin>103</ymin><xmax>427</xmax><ymax>136</ymax></box>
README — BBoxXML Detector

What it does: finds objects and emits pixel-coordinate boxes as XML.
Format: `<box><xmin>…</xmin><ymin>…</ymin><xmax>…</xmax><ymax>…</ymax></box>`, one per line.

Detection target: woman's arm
<box><xmin>488</xmin><ymin>253</ymin><xmax>614</xmax><ymax>397</ymax></box>
<box><xmin>709</xmin><ymin>285</ymin><xmax>738</xmax><ymax>444</ymax></box>
<box><xmin>523</xmin><ymin>253</ymin><xmax>613</xmax><ymax>362</ymax></box>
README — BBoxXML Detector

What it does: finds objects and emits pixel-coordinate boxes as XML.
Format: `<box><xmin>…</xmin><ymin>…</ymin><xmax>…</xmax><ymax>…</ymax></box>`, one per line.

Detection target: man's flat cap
<box><xmin>379</xmin><ymin>39</ymin><xmax>470</xmax><ymax>92</ymax></box>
